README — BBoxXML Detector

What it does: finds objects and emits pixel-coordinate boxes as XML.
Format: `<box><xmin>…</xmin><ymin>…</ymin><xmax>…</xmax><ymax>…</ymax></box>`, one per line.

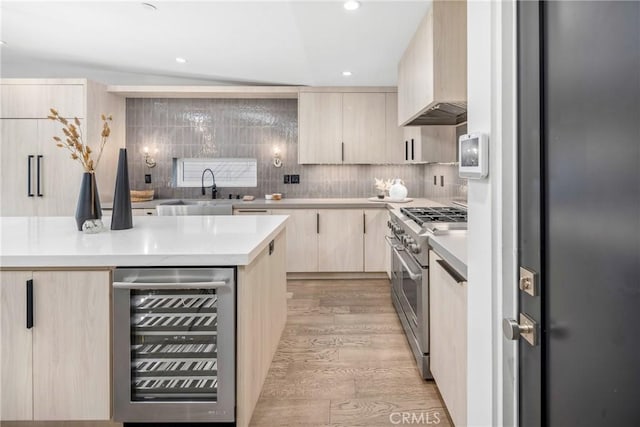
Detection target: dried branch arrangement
<box><xmin>48</xmin><ymin>108</ymin><xmax>113</xmax><ymax>173</ymax></box>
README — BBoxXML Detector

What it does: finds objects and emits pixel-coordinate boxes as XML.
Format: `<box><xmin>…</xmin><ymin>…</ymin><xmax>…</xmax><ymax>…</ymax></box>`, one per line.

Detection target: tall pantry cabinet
<box><xmin>0</xmin><ymin>79</ymin><xmax>125</xmax><ymax>216</ymax></box>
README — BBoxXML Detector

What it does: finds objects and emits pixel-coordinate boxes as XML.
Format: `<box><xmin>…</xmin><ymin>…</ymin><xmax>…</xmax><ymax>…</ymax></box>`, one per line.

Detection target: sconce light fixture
<box><xmin>272</xmin><ymin>146</ymin><xmax>283</xmax><ymax>168</ymax></box>
<box><xmin>143</xmin><ymin>146</ymin><xmax>157</xmax><ymax>168</ymax></box>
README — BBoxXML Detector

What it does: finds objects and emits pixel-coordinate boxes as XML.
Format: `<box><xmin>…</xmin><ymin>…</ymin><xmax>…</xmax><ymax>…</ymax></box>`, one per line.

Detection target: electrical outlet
<box><xmin>283</xmin><ymin>174</ymin><xmax>290</xmax><ymax>184</ymax></box>
<box><xmin>145</xmin><ymin>174</ymin><xmax>152</xmax><ymax>184</ymax></box>
<box><xmin>440</xmin><ymin>176</ymin><xmax>445</xmax><ymax>187</ymax></box>
<box><xmin>291</xmin><ymin>174</ymin><xmax>300</xmax><ymax>184</ymax></box>
<box><xmin>433</xmin><ymin>175</ymin><xmax>437</xmax><ymax>185</ymax></box>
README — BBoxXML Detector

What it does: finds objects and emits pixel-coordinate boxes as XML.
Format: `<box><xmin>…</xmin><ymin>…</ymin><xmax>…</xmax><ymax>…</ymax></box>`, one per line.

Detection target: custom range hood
<box><xmin>397</xmin><ymin>0</ymin><xmax>467</xmax><ymax>126</ymax></box>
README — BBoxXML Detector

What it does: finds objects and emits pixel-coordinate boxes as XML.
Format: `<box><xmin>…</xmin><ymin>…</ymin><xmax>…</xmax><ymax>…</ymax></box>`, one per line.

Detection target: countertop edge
<box><xmin>428</xmin><ymin>236</ymin><xmax>467</xmax><ymax>280</ymax></box>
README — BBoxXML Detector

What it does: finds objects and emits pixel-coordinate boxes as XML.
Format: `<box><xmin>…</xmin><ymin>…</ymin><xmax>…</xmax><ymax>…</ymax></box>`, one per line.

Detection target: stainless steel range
<box><xmin>386</xmin><ymin>206</ymin><xmax>467</xmax><ymax>379</ymax></box>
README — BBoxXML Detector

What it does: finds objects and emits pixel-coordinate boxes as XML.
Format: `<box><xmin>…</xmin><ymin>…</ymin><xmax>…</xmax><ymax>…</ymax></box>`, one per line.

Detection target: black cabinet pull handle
<box><xmin>405</xmin><ymin>141</ymin><xmax>408</xmax><ymax>161</ymax></box>
<box><xmin>411</xmin><ymin>139</ymin><xmax>415</xmax><ymax>160</ymax></box>
<box><xmin>341</xmin><ymin>142</ymin><xmax>344</xmax><ymax>162</ymax></box>
<box><xmin>436</xmin><ymin>259</ymin><xmax>466</xmax><ymax>284</ymax></box>
<box><xmin>36</xmin><ymin>155</ymin><xmax>43</xmax><ymax>197</ymax></box>
<box><xmin>363</xmin><ymin>212</ymin><xmax>366</xmax><ymax>234</ymax></box>
<box><xmin>27</xmin><ymin>155</ymin><xmax>34</xmax><ymax>197</ymax></box>
<box><xmin>26</xmin><ymin>279</ymin><xmax>33</xmax><ymax>329</ymax></box>
<box><xmin>316</xmin><ymin>212</ymin><xmax>320</xmax><ymax>234</ymax></box>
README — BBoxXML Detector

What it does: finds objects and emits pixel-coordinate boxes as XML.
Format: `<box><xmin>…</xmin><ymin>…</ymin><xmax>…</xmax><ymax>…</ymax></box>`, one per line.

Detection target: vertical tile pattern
<box><xmin>423</xmin><ymin>164</ymin><xmax>468</xmax><ymax>202</ymax></box>
<box><xmin>125</xmin><ymin>99</ymin><xmax>426</xmax><ymax>199</ymax></box>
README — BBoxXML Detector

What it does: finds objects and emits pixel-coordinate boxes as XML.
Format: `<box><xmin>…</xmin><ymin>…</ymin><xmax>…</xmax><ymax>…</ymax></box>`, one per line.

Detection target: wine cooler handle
<box><xmin>112</xmin><ymin>280</ymin><xmax>228</xmax><ymax>290</ymax></box>
<box><xmin>26</xmin><ymin>279</ymin><xmax>33</xmax><ymax>329</ymax></box>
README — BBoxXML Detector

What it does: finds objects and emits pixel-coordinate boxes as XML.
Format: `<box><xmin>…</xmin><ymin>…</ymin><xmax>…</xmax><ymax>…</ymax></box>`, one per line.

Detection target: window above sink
<box><xmin>173</xmin><ymin>158</ymin><xmax>258</xmax><ymax>188</ymax></box>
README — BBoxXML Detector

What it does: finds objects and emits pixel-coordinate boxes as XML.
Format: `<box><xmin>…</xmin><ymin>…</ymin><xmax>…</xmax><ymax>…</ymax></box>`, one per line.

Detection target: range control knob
<box><xmin>408</xmin><ymin>243</ymin><xmax>421</xmax><ymax>254</ymax></box>
<box><xmin>404</xmin><ymin>236</ymin><xmax>415</xmax><ymax>245</ymax></box>
<box><xmin>396</xmin><ymin>227</ymin><xmax>405</xmax><ymax>235</ymax></box>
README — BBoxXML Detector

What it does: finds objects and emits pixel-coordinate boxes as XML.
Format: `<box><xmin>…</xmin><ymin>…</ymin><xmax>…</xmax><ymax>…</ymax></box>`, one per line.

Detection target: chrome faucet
<box><xmin>201</xmin><ymin>168</ymin><xmax>217</xmax><ymax>199</ymax></box>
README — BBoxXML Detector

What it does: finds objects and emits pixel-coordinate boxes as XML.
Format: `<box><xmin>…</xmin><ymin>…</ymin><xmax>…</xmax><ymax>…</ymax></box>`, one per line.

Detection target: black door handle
<box><xmin>411</xmin><ymin>139</ymin><xmax>415</xmax><ymax>160</ymax></box>
<box><xmin>405</xmin><ymin>141</ymin><xmax>408</xmax><ymax>161</ymax></box>
<box><xmin>36</xmin><ymin>155</ymin><xmax>43</xmax><ymax>197</ymax></box>
<box><xmin>316</xmin><ymin>212</ymin><xmax>320</xmax><ymax>234</ymax></box>
<box><xmin>341</xmin><ymin>142</ymin><xmax>345</xmax><ymax>162</ymax></box>
<box><xmin>26</xmin><ymin>279</ymin><xmax>33</xmax><ymax>329</ymax></box>
<box><xmin>27</xmin><ymin>155</ymin><xmax>34</xmax><ymax>197</ymax></box>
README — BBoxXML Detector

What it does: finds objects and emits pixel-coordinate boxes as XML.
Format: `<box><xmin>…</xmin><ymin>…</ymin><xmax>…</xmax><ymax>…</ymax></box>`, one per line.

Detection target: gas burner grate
<box><xmin>400</xmin><ymin>207</ymin><xmax>468</xmax><ymax>226</ymax></box>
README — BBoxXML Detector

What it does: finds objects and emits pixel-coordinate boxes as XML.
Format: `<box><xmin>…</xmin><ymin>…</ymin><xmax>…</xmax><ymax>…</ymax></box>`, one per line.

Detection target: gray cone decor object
<box><xmin>75</xmin><ymin>172</ymin><xmax>102</xmax><ymax>231</ymax></box>
<box><xmin>111</xmin><ymin>148</ymin><xmax>133</xmax><ymax>230</ymax></box>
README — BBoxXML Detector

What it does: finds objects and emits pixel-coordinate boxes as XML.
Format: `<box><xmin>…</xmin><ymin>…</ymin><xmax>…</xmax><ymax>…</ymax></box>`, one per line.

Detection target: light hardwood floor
<box><xmin>249</xmin><ymin>279</ymin><xmax>452</xmax><ymax>427</ymax></box>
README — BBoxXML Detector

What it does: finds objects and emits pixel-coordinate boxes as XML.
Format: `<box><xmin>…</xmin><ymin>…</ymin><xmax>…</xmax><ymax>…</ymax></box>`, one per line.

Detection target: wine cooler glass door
<box><xmin>113</xmin><ymin>268</ymin><xmax>235</xmax><ymax>423</ymax></box>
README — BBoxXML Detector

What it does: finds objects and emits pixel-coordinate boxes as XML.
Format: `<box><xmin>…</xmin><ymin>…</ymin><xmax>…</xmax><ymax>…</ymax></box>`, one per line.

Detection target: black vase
<box><xmin>111</xmin><ymin>148</ymin><xmax>133</xmax><ymax>230</ymax></box>
<box><xmin>75</xmin><ymin>172</ymin><xmax>102</xmax><ymax>231</ymax></box>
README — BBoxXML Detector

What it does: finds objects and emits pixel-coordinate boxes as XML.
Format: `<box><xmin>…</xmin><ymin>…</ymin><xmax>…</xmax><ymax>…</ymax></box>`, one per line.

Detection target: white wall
<box><xmin>466</xmin><ymin>1</ymin><xmax>517</xmax><ymax>426</ymax></box>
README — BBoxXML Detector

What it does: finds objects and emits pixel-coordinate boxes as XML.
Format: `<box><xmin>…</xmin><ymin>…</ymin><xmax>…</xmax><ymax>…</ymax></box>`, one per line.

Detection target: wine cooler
<box><xmin>112</xmin><ymin>268</ymin><xmax>235</xmax><ymax>423</ymax></box>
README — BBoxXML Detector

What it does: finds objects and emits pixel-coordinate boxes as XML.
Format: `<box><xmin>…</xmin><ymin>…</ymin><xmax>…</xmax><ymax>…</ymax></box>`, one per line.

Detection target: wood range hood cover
<box><xmin>398</xmin><ymin>0</ymin><xmax>467</xmax><ymax>127</ymax></box>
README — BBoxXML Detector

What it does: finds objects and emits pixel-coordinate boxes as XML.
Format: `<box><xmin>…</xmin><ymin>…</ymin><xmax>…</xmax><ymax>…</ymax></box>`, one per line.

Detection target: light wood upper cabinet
<box><xmin>364</xmin><ymin>209</ymin><xmax>389</xmax><ymax>272</ymax></box>
<box><xmin>318</xmin><ymin>209</ymin><xmax>364</xmax><ymax>272</ymax></box>
<box><xmin>271</xmin><ymin>209</ymin><xmax>319</xmax><ymax>273</ymax></box>
<box><xmin>429</xmin><ymin>250</ymin><xmax>467</xmax><ymax>427</ymax></box>
<box><xmin>298</xmin><ymin>90</ymin><xmax>396</xmax><ymax>164</ymax></box>
<box><xmin>0</xmin><ymin>271</ymin><xmax>34</xmax><ymax>421</ymax></box>
<box><xmin>298</xmin><ymin>92</ymin><xmax>343</xmax><ymax>164</ymax></box>
<box><xmin>0</xmin><ymin>79</ymin><xmax>125</xmax><ymax>216</ymax></box>
<box><xmin>342</xmin><ymin>93</ymin><xmax>387</xmax><ymax>164</ymax></box>
<box><xmin>0</xmin><ymin>83</ymin><xmax>84</xmax><ymax>119</ymax></box>
<box><xmin>0</xmin><ymin>269</ymin><xmax>111</xmax><ymax>422</ymax></box>
<box><xmin>385</xmin><ymin>93</ymin><xmax>406</xmax><ymax>164</ymax></box>
<box><xmin>397</xmin><ymin>0</ymin><xmax>467</xmax><ymax>126</ymax></box>
<box><xmin>403</xmin><ymin>125</ymin><xmax>457</xmax><ymax>163</ymax></box>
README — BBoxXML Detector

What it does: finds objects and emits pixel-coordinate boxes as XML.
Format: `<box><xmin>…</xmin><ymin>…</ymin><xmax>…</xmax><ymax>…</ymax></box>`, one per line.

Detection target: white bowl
<box><xmin>265</xmin><ymin>194</ymin><xmax>273</xmax><ymax>200</ymax></box>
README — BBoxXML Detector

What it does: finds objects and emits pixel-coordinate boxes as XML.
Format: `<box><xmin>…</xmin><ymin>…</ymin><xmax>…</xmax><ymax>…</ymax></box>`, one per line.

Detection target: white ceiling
<box><xmin>0</xmin><ymin>1</ymin><xmax>430</xmax><ymax>86</ymax></box>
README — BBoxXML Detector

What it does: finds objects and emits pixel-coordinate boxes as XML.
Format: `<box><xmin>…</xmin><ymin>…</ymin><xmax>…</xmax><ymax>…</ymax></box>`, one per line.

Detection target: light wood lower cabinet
<box><xmin>364</xmin><ymin>209</ymin><xmax>389</xmax><ymax>272</ymax></box>
<box><xmin>237</xmin><ymin>231</ymin><xmax>287</xmax><ymax>427</ymax></box>
<box><xmin>318</xmin><ymin>209</ymin><xmax>364</xmax><ymax>272</ymax></box>
<box><xmin>273</xmin><ymin>209</ymin><xmax>318</xmax><ymax>272</ymax></box>
<box><xmin>429</xmin><ymin>251</ymin><xmax>467</xmax><ymax>427</ymax></box>
<box><xmin>0</xmin><ymin>270</ymin><xmax>111</xmax><ymax>421</ymax></box>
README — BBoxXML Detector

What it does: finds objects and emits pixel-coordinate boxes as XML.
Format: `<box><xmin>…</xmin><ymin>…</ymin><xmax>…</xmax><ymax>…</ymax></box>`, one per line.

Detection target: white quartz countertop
<box><xmin>428</xmin><ymin>231</ymin><xmax>468</xmax><ymax>279</ymax></box>
<box><xmin>0</xmin><ymin>215</ymin><xmax>288</xmax><ymax>268</ymax></box>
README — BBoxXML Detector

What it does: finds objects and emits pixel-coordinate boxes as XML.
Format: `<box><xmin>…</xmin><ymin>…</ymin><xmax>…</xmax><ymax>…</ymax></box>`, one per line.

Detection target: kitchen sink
<box><xmin>156</xmin><ymin>200</ymin><xmax>233</xmax><ymax>216</ymax></box>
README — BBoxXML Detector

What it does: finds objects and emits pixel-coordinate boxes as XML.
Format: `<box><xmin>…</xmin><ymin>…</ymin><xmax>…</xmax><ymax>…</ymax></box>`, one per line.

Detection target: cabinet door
<box><xmin>363</xmin><ymin>209</ymin><xmax>389</xmax><ymax>272</ymax></box>
<box><xmin>36</xmin><ymin>119</ymin><xmax>83</xmax><ymax>216</ymax></box>
<box><xmin>0</xmin><ymin>84</ymin><xmax>84</xmax><ymax>119</ymax></box>
<box><xmin>0</xmin><ymin>119</ymin><xmax>39</xmax><ymax>216</ymax></box>
<box><xmin>385</xmin><ymin>93</ymin><xmax>406</xmax><ymax>164</ymax></box>
<box><xmin>32</xmin><ymin>270</ymin><xmax>110</xmax><ymax>420</ymax></box>
<box><xmin>0</xmin><ymin>271</ymin><xmax>33</xmax><ymax>421</ymax></box>
<box><xmin>318</xmin><ymin>209</ymin><xmax>364</xmax><ymax>272</ymax></box>
<box><xmin>404</xmin><ymin>126</ymin><xmax>423</xmax><ymax>163</ymax></box>
<box><xmin>342</xmin><ymin>93</ymin><xmax>386</xmax><ymax>164</ymax></box>
<box><xmin>298</xmin><ymin>93</ymin><xmax>343</xmax><ymax>164</ymax></box>
<box><xmin>272</xmin><ymin>209</ymin><xmax>318</xmax><ymax>272</ymax></box>
<box><xmin>429</xmin><ymin>251</ymin><xmax>467</xmax><ymax>427</ymax></box>
<box><xmin>419</xmin><ymin>125</ymin><xmax>457</xmax><ymax>163</ymax></box>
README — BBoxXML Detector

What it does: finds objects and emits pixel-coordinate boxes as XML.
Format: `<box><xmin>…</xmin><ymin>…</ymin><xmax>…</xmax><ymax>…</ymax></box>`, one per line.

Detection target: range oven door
<box><xmin>112</xmin><ymin>268</ymin><xmax>235</xmax><ymax>423</ymax></box>
<box><xmin>387</xmin><ymin>241</ymin><xmax>429</xmax><ymax>356</ymax></box>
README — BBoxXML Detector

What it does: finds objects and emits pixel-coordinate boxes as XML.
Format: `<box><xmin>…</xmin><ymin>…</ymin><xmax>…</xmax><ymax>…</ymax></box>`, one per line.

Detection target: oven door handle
<box><xmin>113</xmin><ymin>280</ymin><xmax>228</xmax><ymax>290</ymax></box>
<box><xmin>385</xmin><ymin>235</ymin><xmax>404</xmax><ymax>251</ymax></box>
<box><xmin>393</xmin><ymin>247</ymin><xmax>423</xmax><ymax>281</ymax></box>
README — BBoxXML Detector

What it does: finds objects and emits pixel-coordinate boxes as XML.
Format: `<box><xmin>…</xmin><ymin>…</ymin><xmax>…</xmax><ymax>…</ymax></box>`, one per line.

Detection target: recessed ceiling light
<box><xmin>175</xmin><ymin>57</ymin><xmax>187</xmax><ymax>64</ymax></box>
<box><xmin>141</xmin><ymin>2</ymin><xmax>157</xmax><ymax>11</ymax></box>
<box><xmin>343</xmin><ymin>1</ymin><xmax>361</xmax><ymax>11</ymax></box>
<box><xmin>342</xmin><ymin>71</ymin><xmax>353</xmax><ymax>77</ymax></box>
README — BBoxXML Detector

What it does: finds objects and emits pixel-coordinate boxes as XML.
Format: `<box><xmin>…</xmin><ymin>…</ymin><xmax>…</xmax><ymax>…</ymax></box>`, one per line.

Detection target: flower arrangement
<box><xmin>374</xmin><ymin>178</ymin><xmax>393</xmax><ymax>193</ymax></box>
<box><xmin>47</xmin><ymin>108</ymin><xmax>113</xmax><ymax>173</ymax></box>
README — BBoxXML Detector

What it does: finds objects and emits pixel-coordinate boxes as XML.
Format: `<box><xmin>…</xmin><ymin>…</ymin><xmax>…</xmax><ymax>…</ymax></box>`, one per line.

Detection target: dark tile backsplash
<box><xmin>125</xmin><ymin>98</ymin><xmax>465</xmax><ymax>201</ymax></box>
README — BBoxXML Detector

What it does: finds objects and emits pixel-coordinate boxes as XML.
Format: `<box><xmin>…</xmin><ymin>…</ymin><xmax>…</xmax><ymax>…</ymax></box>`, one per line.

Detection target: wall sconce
<box><xmin>272</xmin><ymin>146</ymin><xmax>283</xmax><ymax>168</ymax></box>
<box><xmin>143</xmin><ymin>146</ymin><xmax>157</xmax><ymax>168</ymax></box>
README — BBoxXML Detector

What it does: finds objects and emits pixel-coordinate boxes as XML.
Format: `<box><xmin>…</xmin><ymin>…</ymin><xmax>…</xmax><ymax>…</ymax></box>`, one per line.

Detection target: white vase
<box><xmin>389</xmin><ymin>178</ymin><xmax>408</xmax><ymax>201</ymax></box>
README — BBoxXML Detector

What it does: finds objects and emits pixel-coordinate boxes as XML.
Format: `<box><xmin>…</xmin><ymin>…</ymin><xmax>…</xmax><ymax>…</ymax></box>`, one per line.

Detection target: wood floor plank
<box><xmin>250</xmin><ymin>399</ymin><xmax>331</xmax><ymax>426</ymax></box>
<box><xmin>331</xmin><ymin>399</ymin><xmax>452</xmax><ymax>427</ymax></box>
<box><xmin>249</xmin><ymin>279</ymin><xmax>451</xmax><ymax>427</ymax></box>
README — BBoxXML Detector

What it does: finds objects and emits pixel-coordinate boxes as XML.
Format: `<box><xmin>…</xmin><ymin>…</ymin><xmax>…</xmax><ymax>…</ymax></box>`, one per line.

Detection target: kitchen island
<box><xmin>0</xmin><ymin>215</ymin><xmax>288</xmax><ymax>427</ymax></box>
